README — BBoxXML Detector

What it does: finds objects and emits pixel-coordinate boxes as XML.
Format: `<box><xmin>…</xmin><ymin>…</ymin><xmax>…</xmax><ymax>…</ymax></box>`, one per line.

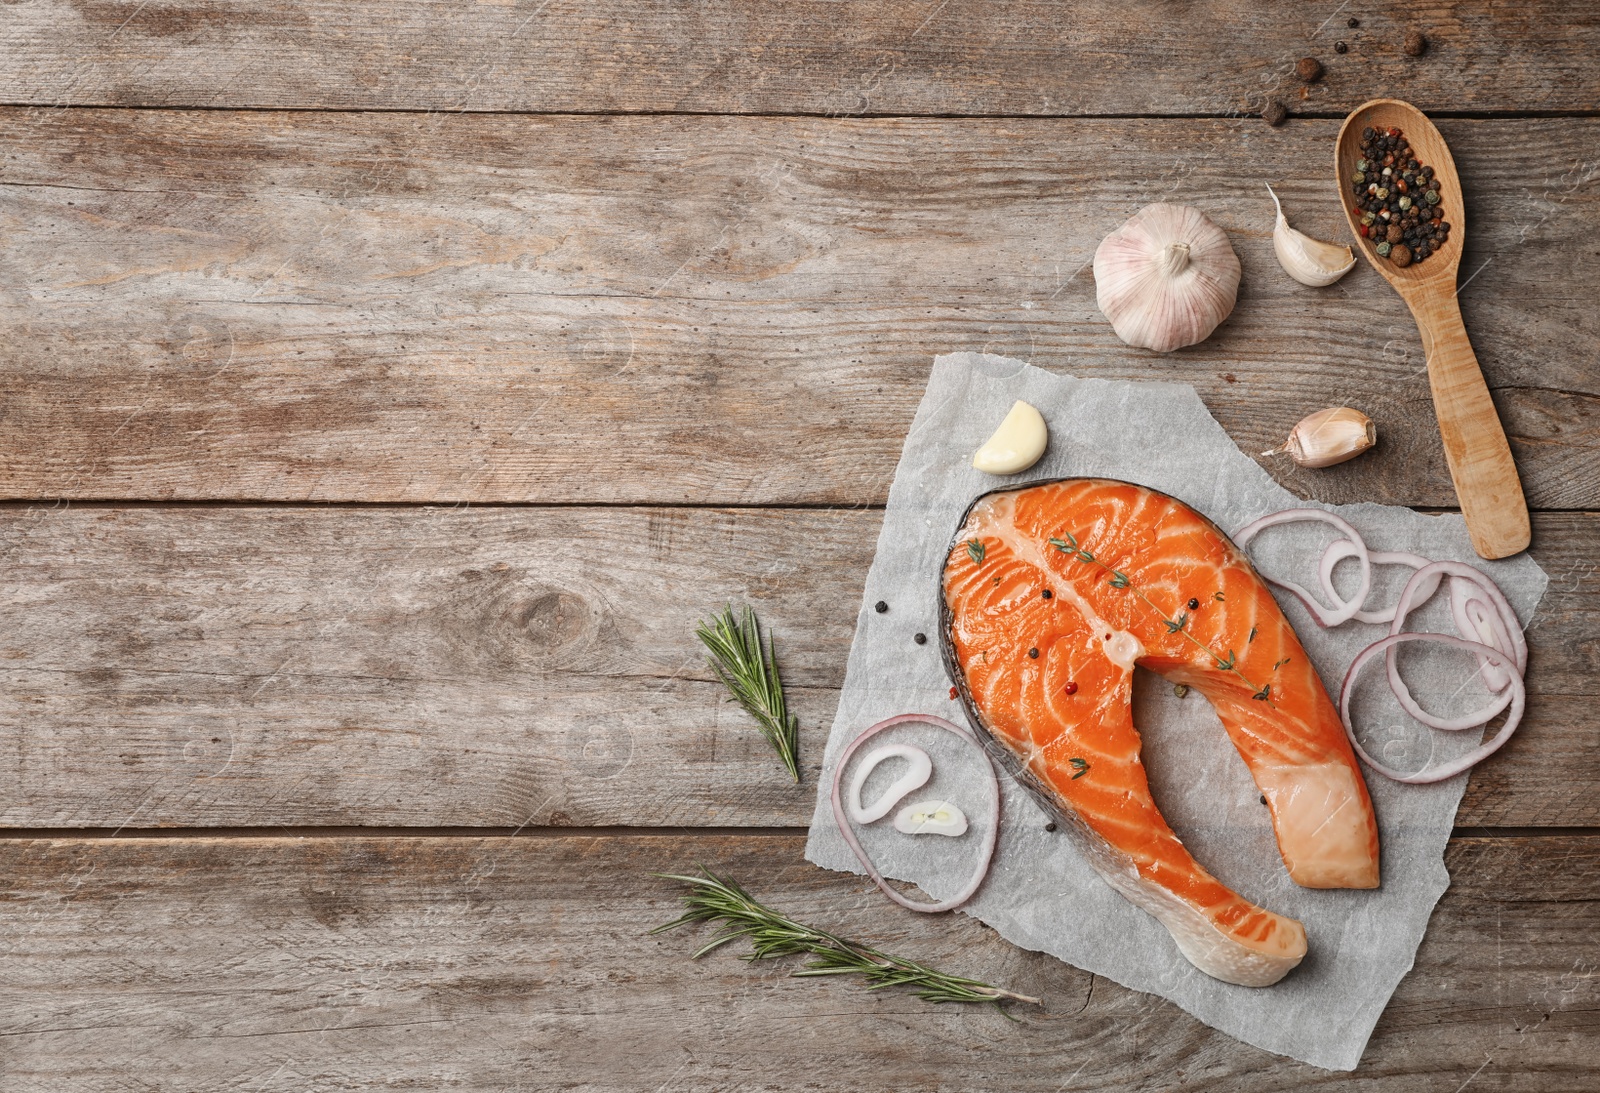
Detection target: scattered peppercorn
<box><xmin>1173</xmin><ymin>683</ymin><xmax>1189</xmax><ymax>698</ymax></box>
<box><xmin>1295</xmin><ymin>56</ymin><xmax>1323</xmax><ymax>82</ymax></box>
<box><xmin>1334</xmin><ymin>40</ymin><xmax>1348</xmax><ymax>53</ymax></box>
<box><xmin>1262</xmin><ymin>100</ymin><xmax>1288</xmax><ymax>127</ymax></box>
<box><xmin>1045</xmin><ymin>821</ymin><xmax>1057</xmax><ymax>832</ymax></box>
<box><xmin>1041</xmin><ymin>589</ymin><xmax>1053</xmax><ymax>600</ymax></box>
<box><xmin>1347</xmin><ymin>16</ymin><xmax>1360</xmax><ymax>27</ymax></box>
<box><xmin>1404</xmin><ymin>30</ymin><xmax>1428</xmax><ymax>56</ymax></box>
<box><xmin>874</xmin><ymin>600</ymin><xmax>888</xmax><ymax>613</ymax></box>
<box><xmin>1187</xmin><ymin>597</ymin><xmax>1200</xmax><ymax>610</ymax></box>
<box><xmin>1064</xmin><ymin>681</ymin><xmax>1079</xmax><ymax>695</ymax></box>
<box><xmin>1351</xmin><ymin>125</ymin><xmax>1449</xmax><ymax>267</ymax></box>
<box><xmin>913</xmin><ymin>632</ymin><xmax>926</xmax><ymax>645</ymax></box>
<box><xmin>949</xmin><ymin>686</ymin><xmax>958</xmax><ymax>700</ymax></box>
<box><xmin>1028</xmin><ymin>647</ymin><xmax>1039</xmax><ymax>659</ymax></box>
<box><xmin>1260</xmin><ymin>795</ymin><xmax>1268</xmax><ymax>805</ymax></box>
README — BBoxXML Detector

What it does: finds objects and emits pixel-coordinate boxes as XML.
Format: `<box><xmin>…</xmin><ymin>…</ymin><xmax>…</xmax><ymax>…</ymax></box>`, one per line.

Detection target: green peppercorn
<box><xmin>1398</xmin><ymin>196</ymin><xmax>1412</xmax><ymax>210</ymax></box>
<box><xmin>1361</xmin><ymin>212</ymin><xmax>1375</xmax><ymax>225</ymax></box>
<box><xmin>1376</xmin><ymin>187</ymin><xmax>1389</xmax><ymax>200</ymax></box>
<box><xmin>1425</xmin><ymin>190</ymin><xmax>1440</xmax><ymax>205</ymax></box>
<box><xmin>1353</xmin><ymin>172</ymin><xmax>1365</xmax><ymax>184</ymax></box>
<box><xmin>1376</xmin><ymin>242</ymin><xmax>1392</xmax><ymax>256</ymax></box>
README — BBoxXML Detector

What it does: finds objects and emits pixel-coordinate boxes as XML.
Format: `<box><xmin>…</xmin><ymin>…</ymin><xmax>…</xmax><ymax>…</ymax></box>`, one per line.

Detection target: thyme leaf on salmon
<box><xmin>966</xmin><ymin>538</ymin><xmax>986</xmax><ymax>565</ymax></box>
<box><xmin>653</xmin><ymin>869</ymin><xmax>1041</xmax><ymax>1006</ymax></box>
<box><xmin>1049</xmin><ymin>533</ymin><xmax>1274</xmax><ymax>705</ymax></box>
<box><xmin>695</xmin><ymin>605</ymin><xmax>801</xmax><ymax>782</ymax></box>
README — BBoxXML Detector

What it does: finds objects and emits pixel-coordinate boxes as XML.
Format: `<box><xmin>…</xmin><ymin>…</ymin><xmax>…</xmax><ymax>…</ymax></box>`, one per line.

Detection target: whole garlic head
<box><xmin>1094</xmin><ymin>203</ymin><xmax>1241</xmax><ymax>353</ymax></box>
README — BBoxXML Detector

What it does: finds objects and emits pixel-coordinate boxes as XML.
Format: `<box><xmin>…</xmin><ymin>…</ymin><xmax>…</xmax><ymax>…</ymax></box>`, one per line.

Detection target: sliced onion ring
<box><xmin>1317</xmin><ymin>539</ymin><xmax>1439</xmax><ymax>625</ymax></box>
<box><xmin>1385</xmin><ymin>561</ymin><xmax>1528</xmax><ymax>731</ymax></box>
<box><xmin>1341</xmin><ymin>633</ymin><xmax>1525</xmax><ymax>784</ymax></box>
<box><xmin>1451</xmin><ymin>578</ymin><xmax>1517</xmax><ymax>693</ymax></box>
<box><xmin>1234</xmin><ymin>509</ymin><xmax>1372</xmax><ymax>626</ymax></box>
<box><xmin>829</xmin><ymin>713</ymin><xmax>1000</xmax><ymax>914</ymax></box>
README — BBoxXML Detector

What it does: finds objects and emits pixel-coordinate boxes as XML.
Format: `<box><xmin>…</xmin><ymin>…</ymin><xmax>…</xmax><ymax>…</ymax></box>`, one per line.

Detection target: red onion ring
<box><xmin>1234</xmin><ymin>509</ymin><xmax>1371</xmax><ymax>626</ymax></box>
<box><xmin>1238</xmin><ymin>509</ymin><xmax>1530</xmax><ymax>784</ymax></box>
<box><xmin>828</xmin><ymin>713</ymin><xmax>1000</xmax><ymax>914</ymax></box>
<box><xmin>1451</xmin><ymin>578</ymin><xmax>1517</xmax><ymax>693</ymax></box>
<box><xmin>1317</xmin><ymin>539</ymin><xmax>1439</xmax><ymax>625</ymax></box>
<box><xmin>1341</xmin><ymin>632</ymin><xmax>1525</xmax><ymax>784</ymax></box>
<box><xmin>1384</xmin><ymin>561</ymin><xmax>1527</xmax><ymax>732</ymax></box>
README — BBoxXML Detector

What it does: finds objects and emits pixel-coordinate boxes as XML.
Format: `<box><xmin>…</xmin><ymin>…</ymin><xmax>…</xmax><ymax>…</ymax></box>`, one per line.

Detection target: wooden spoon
<box><xmin>1335</xmin><ymin>99</ymin><xmax>1530</xmax><ymax>560</ymax></box>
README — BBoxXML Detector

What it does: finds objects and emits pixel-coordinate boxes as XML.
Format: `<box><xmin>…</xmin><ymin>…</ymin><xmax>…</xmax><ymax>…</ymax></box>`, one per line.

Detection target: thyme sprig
<box><xmin>695</xmin><ymin>605</ymin><xmax>801</xmax><ymax>782</ymax></box>
<box><xmin>652</xmin><ymin>869</ymin><xmax>1041</xmax><ymax>1006</ymax></box>
<box><xmin>1048</xmin><ymin>533</ymin><xmax>1276</xmax><ymax>705</ymax></box>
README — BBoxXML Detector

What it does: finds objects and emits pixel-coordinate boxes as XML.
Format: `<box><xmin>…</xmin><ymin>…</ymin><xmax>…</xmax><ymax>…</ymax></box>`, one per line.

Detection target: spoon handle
<box><xmin>1411</xmin><ymin>291</ymin><xmax>1531</xmax><ymax>559</ymax></box>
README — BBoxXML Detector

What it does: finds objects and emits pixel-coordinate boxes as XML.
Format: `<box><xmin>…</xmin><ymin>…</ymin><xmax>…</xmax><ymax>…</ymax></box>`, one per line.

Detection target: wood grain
<box><xmin>1</xmin><ymin>110</ymin><xmax>1596</xmax><ymax>507</ymax></box>
<box><xmin>0</xmin><ymin>504</ymin><xmax>1591</xmax><ymax>829</ymax></box>
<box><xmin>4</xmin><ymin>1</ymin><xmax>1600</xmax><ymax>116</ymax></box>
<box><xmin>0</xmin><ymin>832</ymin><xmax>1593</xmax><ymax>1089</ymax></box>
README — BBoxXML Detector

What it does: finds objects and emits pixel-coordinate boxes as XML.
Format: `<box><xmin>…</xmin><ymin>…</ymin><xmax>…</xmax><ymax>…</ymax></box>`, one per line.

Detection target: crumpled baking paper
<box><xmin>804</xmin><ymin>352</ymin><xmax>1547</xmax><ymax>1071</ymax></box>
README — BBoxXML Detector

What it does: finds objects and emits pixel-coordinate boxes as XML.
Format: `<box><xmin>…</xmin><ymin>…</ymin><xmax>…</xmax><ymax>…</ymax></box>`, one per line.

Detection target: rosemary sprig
<box><xmin>695</xmin><ymin>605</ymin><xmax>800</xmax><ymax>782</ymax></box>
<box><xmin>652</xmin><ymin>869</ymin><xmax>1040</xmax><ymax>1006</ymax></box>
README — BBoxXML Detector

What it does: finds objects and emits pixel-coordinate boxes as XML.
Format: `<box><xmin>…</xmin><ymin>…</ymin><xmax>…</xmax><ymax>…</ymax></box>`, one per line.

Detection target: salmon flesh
<box><xmin>940</xmin><ymin>479</ymin><xmax>1380</xmax><ymax>987</ymax></box>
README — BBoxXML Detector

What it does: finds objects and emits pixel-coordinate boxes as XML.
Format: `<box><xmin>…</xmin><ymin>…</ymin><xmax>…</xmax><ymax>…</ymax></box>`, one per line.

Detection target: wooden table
<box><xmin>2</xmin><ymin>3</ymin><xmax>1596</xmax><ymax>1087</ymax></box>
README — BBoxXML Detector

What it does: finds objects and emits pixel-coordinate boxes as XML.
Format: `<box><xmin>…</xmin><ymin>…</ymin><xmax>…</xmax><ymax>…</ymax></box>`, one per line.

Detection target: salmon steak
<box><xmin>940</xmin><ymin>478</ymin><xmax>1381</xmax><ymax>987</ymax></box>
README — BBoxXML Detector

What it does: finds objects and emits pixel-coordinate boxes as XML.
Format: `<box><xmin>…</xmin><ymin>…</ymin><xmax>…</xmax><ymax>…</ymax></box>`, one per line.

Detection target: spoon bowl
<box><xmin>1334</xmin><ymin>99</ymin><xmax>1529</xmax><ymax>560</ymax></box>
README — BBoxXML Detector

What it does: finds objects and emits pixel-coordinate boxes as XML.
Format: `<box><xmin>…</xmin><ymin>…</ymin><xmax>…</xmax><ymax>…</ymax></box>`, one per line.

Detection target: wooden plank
<box><xmin>2</xmin><ymin>110</ymin><xmax>1595</xmax><ymax>508</ymax></box>
<box><xmin>0</xmin><ymin>832</ymin><xmax>1593</xmax><ymax>1088</ymax></box>
<box><xmin>4</xmin><ymin>2</ymin><xmax>1600</xmax><ymax>116</ymax></box>
<box><xmin>0</xmin><ymin>504</ymin><xmax>1591</xmax><ymax>828</ymax></box>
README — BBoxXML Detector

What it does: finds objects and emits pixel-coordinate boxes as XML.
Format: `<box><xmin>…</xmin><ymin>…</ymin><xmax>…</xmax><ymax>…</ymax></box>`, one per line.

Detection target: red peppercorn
<box><xmin>1359</xmin><ymin>224</ymin><xmax>1370</xmax><ymax>237</ymax></box>
<box><xmin>1064</xmin><ymin>681</ymin><xmax>1079</xmax><ymax>695</ymax></box>
<box><xmin>949</xmin><ymin>686</ymin><xmax>958</xmax><ymax>700</ymax></box>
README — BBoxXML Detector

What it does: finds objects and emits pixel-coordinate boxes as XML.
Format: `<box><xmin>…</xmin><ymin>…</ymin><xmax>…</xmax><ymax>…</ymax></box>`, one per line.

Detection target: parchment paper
<box><xmin>804</xmin><ymin>352</ymin><xmax>1547</xmax><ymax>1071</ymax></box>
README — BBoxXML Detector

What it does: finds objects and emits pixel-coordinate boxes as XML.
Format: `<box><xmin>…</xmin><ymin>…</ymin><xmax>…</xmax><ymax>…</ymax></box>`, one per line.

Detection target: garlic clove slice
<box><xmin>1268</xmin><ymin>184</ymin><xmax>1356</xmax><ymax>287</ymax></box>
<box><xmin>893</xmin><ymin>798</ymin><xmax>969</xmax><ymax>837</ymax></box>
<box><xmin>1263</xmin><ymin>407</ymin><xmax>1376</xmax><ymax>468</ymax></box>
<box><xmin>972</xmin><ymin>400</ymin><xmax>1048</xmax><ymax>475</ymax></box>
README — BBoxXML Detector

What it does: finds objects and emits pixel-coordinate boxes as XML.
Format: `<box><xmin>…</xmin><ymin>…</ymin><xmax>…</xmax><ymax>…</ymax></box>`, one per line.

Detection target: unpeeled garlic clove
<box><xmin>893</xmin><ymin>798</ymin><xmax>969</xmax><ymax>837</ymax></box>
<box><xmin>972</xmin><ymin>400</ymin><xmax>1048</xmax><ymax>475</ymax></box>
<box><xmin>1268</xmin><ymin>184</ymin><xmax>1356</xmax><ymax>287</ymax></box>
<box><xmin>1263</xmin><ymin>407</ymin><xmax>1377</xmax><ymax>468</ymax></box>
<box><xmin>1094</xmin><ymin>203</ymin><xmax>1241</xmax><ymax>352</ymax></box>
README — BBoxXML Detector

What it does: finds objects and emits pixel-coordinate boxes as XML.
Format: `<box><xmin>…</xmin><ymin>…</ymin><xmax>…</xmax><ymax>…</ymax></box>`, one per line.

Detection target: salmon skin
<box><xmin>940</xmin><ymin>478</ymin><xmax>1380</xmax><ymax>988</ymax></box>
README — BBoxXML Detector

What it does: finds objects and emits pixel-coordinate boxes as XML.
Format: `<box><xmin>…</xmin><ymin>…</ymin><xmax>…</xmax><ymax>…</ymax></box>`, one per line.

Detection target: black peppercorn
<box><xmin>913</xmin><ymin>632</ymin><xmax>926</xmax><ymax>645</ymax></box>
<box><xmin>1187</xmin><ymin>598</ymin><xmax>1200</xmax><ymax>610</ymax></box>
<box><xmin>1028</xmin><ymin>647</ymin><xmax>1039</xmax><ymax>659</ymax></box>
<box><xmin>1045</xmin><ymin>821</ymin><xmax>1057</xmax><ymax>832</ymax></box>
<box><xmin>1263</xmin><ymin>100</ymin><xmax>1288</xmax><ymax>127</ymax></box>
<box><xmin>1334</xmin><ymin>40</ymin><xmax>1348</xmax><ymax>53</ymax></box>
<box><xmin>1404</xmin><ymin>30</ymin><xmax>1428</xmax><ymax>56</ymax></box>
<box><xmin>1042</xmin><ymin>589</ymin><xmax>1053</xmax><ymax>600</ymax></box>
<box><xmin>1362</xmin><ymin>126</ymin><xmax>1375</xmax><ymax>141</ymax></box>
<box><xmin>874</xmin><ymin>600</ymin><xmax>888</xmax><ymax>613</ymax></box>
<box><xmin>1295</xmin><ymin>56</ymin><xmax>1323</xmax><ymax>82</ymax></box>
<box><xmin>1347</xmin><ymin>16</ymin><xmax>1360</xmax><ymax>27</ymax></box>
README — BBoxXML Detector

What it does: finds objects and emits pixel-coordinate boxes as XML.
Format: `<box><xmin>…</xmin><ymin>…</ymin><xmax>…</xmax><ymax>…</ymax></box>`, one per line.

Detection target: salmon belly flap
<box><xmin>939</xmin><ymin>479</ymin><xmax>1381</xmax><ymax>988</ymax></box>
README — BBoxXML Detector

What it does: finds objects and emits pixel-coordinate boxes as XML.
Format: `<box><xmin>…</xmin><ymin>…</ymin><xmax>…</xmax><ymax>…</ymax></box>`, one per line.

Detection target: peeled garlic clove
<box><xmin>1094</xmin><ymin>203</ymin><xmax>1241</xmax><ymax>353</ymax></box>
<box><xmin>1264</xmin><ymin>407</ymin><xmax>1377</xmax><ymax>468</ymax></box>
<box><xmin>893</xmin><ymin>798</ymin><xmax>968</xmax><ymax>837</ymax></box>
<box><xmin>972</xmin><ymin>400</ymin><xmax>1048</xmax><ymax>475</ymax></box>
<box><xmin>1268</xmin><ymin>184</ymin><xmax>1356</xmax><ymax>287</ymax></box>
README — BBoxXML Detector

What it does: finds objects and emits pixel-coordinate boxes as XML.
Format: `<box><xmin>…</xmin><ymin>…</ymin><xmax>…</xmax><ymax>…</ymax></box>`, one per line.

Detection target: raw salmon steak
<box><xmin>940</xmin><ymin>478</ymin><xmax>1380</xmax><ymax>987</ymax></box>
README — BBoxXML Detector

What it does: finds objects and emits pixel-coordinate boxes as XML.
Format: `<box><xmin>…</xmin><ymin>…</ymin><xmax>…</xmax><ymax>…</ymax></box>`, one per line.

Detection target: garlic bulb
<box><xmin>1267</xmin><ymin>185</ymin><xmax>1356</xmax><ymax>287</ymax></box>
<box><xmin>1094</xmin><ymin>203</ymin><xmax>1241</xmax><ymax>352</ymax></box>
<box><xmin>1263</xmin><ymin>407</ymin><xmax>1377</xmax><ymax>468</ymax></box>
